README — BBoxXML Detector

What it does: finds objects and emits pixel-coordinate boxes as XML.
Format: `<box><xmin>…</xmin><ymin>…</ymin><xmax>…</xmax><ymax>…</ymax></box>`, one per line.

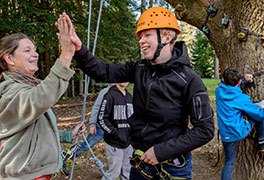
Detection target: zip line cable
<box><xmin>68</xmin><ymin>0</ymin><xmax>109</xmax><ymax>179</ymax></box>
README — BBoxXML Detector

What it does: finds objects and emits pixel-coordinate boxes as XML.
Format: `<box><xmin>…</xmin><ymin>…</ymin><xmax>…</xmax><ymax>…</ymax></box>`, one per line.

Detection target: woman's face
<box><xmin>8</xmin><ymin>38</ymin><xmax>39</xmax><ymax>76</ymax></box>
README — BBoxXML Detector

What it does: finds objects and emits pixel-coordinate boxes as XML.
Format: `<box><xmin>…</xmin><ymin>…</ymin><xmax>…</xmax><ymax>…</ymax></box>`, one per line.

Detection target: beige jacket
<box><xmin>0</xmin><ymin>60</ymin><xmax>74</xmax><ymax>179</ymax></box>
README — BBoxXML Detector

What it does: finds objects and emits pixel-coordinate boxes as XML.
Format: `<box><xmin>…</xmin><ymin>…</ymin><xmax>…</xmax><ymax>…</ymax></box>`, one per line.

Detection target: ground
<box><xmin>52</xmin><ymin>96</ymin><xmax>222</xmax><ymax>180</ymax></box>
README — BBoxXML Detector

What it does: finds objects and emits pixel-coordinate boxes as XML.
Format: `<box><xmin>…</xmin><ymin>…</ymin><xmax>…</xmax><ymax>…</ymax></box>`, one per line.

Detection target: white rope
<box><xmin>69</xmin><ymin>0</ymin><xmax>109</xmax><ymax>179</ymax></box>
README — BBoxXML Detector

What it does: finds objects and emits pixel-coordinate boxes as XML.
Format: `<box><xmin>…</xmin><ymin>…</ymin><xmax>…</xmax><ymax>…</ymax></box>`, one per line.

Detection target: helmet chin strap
<box><xmin>151</xmin><ymin>29</ymin><xmax>176</xmax><ymax>62</ymax></box>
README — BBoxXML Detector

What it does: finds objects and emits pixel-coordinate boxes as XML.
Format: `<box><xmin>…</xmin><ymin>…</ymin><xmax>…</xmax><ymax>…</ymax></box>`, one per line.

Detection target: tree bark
<box><xmin>166</xmin><ymin>0</ymin><xmax>264</xmax><ymax>179</ymax></box>
<box><xmin>214</xmin><ymin>55</ymin><xmax>219</xmax><ymax>79</ymax></box>
<box><xmin>79</xmin><ymin>70</ymin><xmax>84</xmax><ymax>96</ymax></box>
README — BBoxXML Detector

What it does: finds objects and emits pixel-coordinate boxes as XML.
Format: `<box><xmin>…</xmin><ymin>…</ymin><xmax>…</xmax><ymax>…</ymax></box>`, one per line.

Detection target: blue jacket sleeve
<box><xmin>242</xmin><ymin>95</ymin><xmax>264</xmax><ymax>121</ymax></box>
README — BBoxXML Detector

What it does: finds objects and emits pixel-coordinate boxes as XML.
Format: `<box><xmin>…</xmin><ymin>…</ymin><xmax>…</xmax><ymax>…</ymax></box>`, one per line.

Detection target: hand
<box><xmin>56</xmin><ymin>12</ymin><xmax>82</xmax><ymax>51</ymax></box>
<box><xmin>72</xmin><ymin>122</ymin><xmax>86</xmax><ymax>140</ymax></box>
<box><xmin>89</xmin><ymin>127</ymin><xmax>97</xmax><ymax>135</ymax></box>
<box><xmin>56</xmin><ymin>14</ymin><xmax>76</xmax><ymax>67</ymax></box>
<box><xmin>244</xmin><ymin>74</ymin><xmax>253</xmax><ymax>82</ymax></box>
<box><xmin>140</xmin><ymin>147</ymin><xmax>159</xmax><ymax>165</ymax></box>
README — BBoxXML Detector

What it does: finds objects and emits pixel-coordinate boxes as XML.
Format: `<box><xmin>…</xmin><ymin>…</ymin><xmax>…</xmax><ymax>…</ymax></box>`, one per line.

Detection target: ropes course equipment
<box><xmin>64</xmin><ymin>0</ymin><xmax>109</xmax><ymax>179</ymax></box>
<box><xmin>130</xmin><ymin>150</ymin><xmax>187</xmax><ymax>180</ymax></box>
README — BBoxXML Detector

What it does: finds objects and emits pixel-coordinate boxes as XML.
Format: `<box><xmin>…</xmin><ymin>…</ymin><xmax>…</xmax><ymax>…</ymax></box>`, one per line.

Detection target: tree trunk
<box><xmin>71</xmin><ymin>77</ymin><xmax>75</xmax><ymax>98</ymax></box>
<box><xmin>214</xmin><ymin>55</ymin><xmax>219</xmax><ymax>79</ymax></box>
<box><xmin>167</xmin><ymin>0</ymin><xmax>264</xmax><ymax>179</ymax></box>
<box><xmin>79</xmin><ymin>70</ymin><xmax>84</xmax><ymax>96</ymax></box>
<box><xmin>141</xmin><ymin>0</ymin><xmax>146</xmax><ymax>13</ymax></box>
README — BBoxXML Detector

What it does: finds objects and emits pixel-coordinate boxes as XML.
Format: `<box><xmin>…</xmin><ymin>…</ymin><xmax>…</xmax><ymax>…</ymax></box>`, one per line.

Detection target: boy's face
<box><xmin>118</xmin><ymin>82</ymin><xmax>129</xmax><ymax>88</ymax></box>
<box><xmin>138</xmin><ymin>29</ymin><xmax>158</xmax><ymax>60</ymax></box>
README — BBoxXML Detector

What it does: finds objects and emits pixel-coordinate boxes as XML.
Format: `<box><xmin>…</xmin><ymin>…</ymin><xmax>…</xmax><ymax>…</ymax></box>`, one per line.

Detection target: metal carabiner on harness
<box><xmin>61</xmin><ymin>144</ymin><xmax>81</xmax><ymax>176</ymax></box>
<box><xmin>130</xmin><ymin>150</ymin><xmax>155</xmax><ymax>179</ymax></box>
<box><xmin>130</xmin><ymin>149</ymin><xmax>188</xmax><ymax>180</ymax></box>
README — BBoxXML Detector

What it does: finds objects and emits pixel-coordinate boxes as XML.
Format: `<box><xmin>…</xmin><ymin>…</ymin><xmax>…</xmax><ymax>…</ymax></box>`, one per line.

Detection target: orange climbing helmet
<box><xmin>136</xmin><ymin>6</ymin><xmax>181</xmax><ymax>37</ymax></box>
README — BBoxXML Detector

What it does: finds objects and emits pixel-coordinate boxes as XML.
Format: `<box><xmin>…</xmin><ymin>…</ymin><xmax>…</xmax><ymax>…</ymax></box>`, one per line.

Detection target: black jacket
<box><xmin>97</xmin><ymin>85</ymin><xmax>133</xmax><ymax>148</ymax></box>
<box><xmin>74</xmin><ymin>41</ymin><xmax>215</xmax><ymax>162</ymax></box>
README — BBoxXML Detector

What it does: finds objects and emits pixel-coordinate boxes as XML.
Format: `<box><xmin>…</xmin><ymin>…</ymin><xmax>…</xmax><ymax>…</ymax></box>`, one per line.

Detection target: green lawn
<box><xmin>127</xmin><ymin>79</ymin><xmax>220</xmax><ymax>101</ymax></box>
<box><xmin>202</xmin><ymin>78</ymin><xmax>220</xmax><ymax>101</ymax></box>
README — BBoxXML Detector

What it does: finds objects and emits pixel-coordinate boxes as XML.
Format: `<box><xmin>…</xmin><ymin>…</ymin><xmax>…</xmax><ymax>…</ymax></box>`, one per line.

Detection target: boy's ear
<box><xmin>237</xmin><ymin>79</ymin><xmax>242</xmax><ymax>86</ymax></box>
<box><xmin>3</xmin><ymin>54</ymin><xmax>15</xmax><ymax>66</ymax></box>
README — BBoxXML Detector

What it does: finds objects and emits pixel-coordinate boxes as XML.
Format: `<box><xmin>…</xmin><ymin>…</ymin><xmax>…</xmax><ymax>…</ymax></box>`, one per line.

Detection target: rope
<box><xmin>211</xmin><ymin>129</ymin><xmax>220</xmax><ymax>167</ymax></box>
<box><xmin>68</xmin><ymin>0</ymin><xmax>109</xmax><ymax>179</ymax></box>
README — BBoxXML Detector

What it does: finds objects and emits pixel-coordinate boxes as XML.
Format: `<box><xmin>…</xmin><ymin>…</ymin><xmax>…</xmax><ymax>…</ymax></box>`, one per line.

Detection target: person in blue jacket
<box><xmin>215</xmin><ymin>67</ymin><xmax>264</xmax><ymax>180</ymax></box>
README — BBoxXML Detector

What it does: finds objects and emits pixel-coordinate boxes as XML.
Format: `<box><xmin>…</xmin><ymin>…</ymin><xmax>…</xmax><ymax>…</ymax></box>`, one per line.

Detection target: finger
<box><xmin>63</xmin><ymin>17</ymin><xmax>69</xmax><ymax>33</ymax></box>
<box><xmin>63</xmin><ymin>12</ymin><xmax>75</xmax><ymax>32</ymax></box>
<box><xmin>60</xmin><ymin>15</ymin><xmax>68</xmax><ymax>32</ymax></box>
<box><xmin>143</xmin><ymin>158</ymin><xmax>151</xmax><ymax>164</ymax></box>
<box><xmin>55</xmin><ymin>14</ymin><xmax>62</xmax><ymax>29</ymax></box>
<box><xmin>56</xmin><ymin>33</ymin><xmax>60</xmax><ymax>39</ymax></box>
<box><xmin>140</xmin><ymin>154</ymin><xmax>146</xmax><ymax>161</ymax></box>
<box><xmin>55</xmin><ymin>22</ymin><xmax>58</xmax><ymax>29</ymax></box>
<box><xmin>57</xmin><ymin>15</ymin><xmax>64</xmax><ymax>32</ymax></box>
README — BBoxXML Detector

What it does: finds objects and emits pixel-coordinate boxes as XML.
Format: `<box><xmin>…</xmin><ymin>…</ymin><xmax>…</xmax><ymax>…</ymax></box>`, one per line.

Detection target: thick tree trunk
<box><xmin>167</xmin><ymin>0</ymin><xmax>264</xmax><ymax>179</ymax></box>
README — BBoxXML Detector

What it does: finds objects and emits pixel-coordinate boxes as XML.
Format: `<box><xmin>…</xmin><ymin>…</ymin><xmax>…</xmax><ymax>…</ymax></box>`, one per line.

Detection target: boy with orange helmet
<box><xmin>57</xmin><ymin>6</ymin><xmax>214</xmax><ymax>179</ymax></box>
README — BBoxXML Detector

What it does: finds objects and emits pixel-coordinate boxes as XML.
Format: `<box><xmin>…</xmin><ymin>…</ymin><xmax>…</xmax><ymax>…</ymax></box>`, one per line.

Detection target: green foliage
<box><xmin>191</xmin><ymin>32</ymin><xmax>215</xmax><ymax>78</ymax></box>
<box><xmin>0</xmin><ymin>0</ymin><xmax>140</xmax><ymax>96</ymax></box>
<box><xmin>94</xmin><ymin>0</ymin><xmax>140</xmax><ymax>63</ymax></box>
<box><xmin>0</xmin><ymin>0</ymin><xmax>57</xmax><ymax>52</ymax></box>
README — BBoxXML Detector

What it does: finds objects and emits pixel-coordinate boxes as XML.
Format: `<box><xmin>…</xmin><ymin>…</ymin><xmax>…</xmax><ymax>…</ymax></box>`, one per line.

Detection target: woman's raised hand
<box><xmin>56</xmin><ymin>13</ymin><xmax>75</xmax><ymax>68</ymax></box>
<box><xmin>56</xmin><ymin>12</ymin><xmax>82</xmax><ymax>52</ymax></box>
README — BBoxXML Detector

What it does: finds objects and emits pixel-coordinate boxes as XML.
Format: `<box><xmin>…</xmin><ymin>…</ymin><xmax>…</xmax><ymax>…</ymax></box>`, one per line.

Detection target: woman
<box><xmin>0</xmin><ymin>17</ymin><xmax>84</xmax><ymax>179</ymax></box>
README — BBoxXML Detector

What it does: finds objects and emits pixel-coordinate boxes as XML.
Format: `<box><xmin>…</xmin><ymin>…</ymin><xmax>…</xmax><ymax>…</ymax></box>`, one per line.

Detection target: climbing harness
<box><xmin>61</xmin><ymin>144</ymin><xmax>80</xmax><ymax>176</ymax></box>
<box><xmin>130</xmin><ymin>149</ymin><xmax>188</xmax><ymax>180</ymax></box>
<box><xmin>62</xmin><ymin>0</ymin><xmax>109</xmax><ymax>179</ymax></box>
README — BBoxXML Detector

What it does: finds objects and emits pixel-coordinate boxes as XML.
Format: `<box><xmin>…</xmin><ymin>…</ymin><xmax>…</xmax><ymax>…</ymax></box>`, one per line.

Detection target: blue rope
<box><xmin>82</xmin><ymin>133</ymin><xmax>109</xmax><ymax>179</ymax></box>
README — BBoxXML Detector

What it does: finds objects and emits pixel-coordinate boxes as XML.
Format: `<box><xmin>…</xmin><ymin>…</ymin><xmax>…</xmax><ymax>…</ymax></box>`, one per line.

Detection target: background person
<box><xmin>97</xmin><ymin>82</ymin><xmax>133</xmax><ymax>180</ymax></box>
<box><xmin>215</xmin><ymin>67</ymin><xmax>264</xmax><ymax>180</ymax></box>
<box><xmin>77</xmin><ymin>84</ymin><xmax>114</xmax><ymax>155</ymax></box>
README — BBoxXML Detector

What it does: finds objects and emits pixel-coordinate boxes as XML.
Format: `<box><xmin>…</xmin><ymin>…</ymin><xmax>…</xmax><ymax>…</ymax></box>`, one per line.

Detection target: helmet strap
<box><xmin>151</xmin><ymin>29</ymin><xmax>176</xmax><ymax>62</ymax></box>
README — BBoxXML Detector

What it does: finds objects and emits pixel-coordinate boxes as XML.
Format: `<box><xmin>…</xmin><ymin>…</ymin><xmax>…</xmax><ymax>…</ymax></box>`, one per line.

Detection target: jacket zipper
<box><xmin>141</xmin><ymin>71</ymin><xmax>155</xmax><ymax>138</ymax></box>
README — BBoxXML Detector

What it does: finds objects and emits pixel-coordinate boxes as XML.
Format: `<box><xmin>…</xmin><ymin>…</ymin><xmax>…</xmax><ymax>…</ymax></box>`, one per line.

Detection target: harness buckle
<box><xmin>130</xmin><ymin>149</ymin><xmax>187</xmax><ymax>180</ymax></box>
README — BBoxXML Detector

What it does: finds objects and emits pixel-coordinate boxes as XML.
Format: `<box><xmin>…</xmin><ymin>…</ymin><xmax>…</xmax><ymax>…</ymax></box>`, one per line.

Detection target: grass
<box><xmin>202</xmin><ymin>78</ymin><xmax>220</xmax><ymax>101</ymax></box>
<box><xmin>126</xmin><ymin>79</ymin><xmax>220</xmax><ymax>101</ymax></box>
<box><xmin>96</xmin><ymin>79</ymin><xmax>220</xmax><ymax>101</ymax></box>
